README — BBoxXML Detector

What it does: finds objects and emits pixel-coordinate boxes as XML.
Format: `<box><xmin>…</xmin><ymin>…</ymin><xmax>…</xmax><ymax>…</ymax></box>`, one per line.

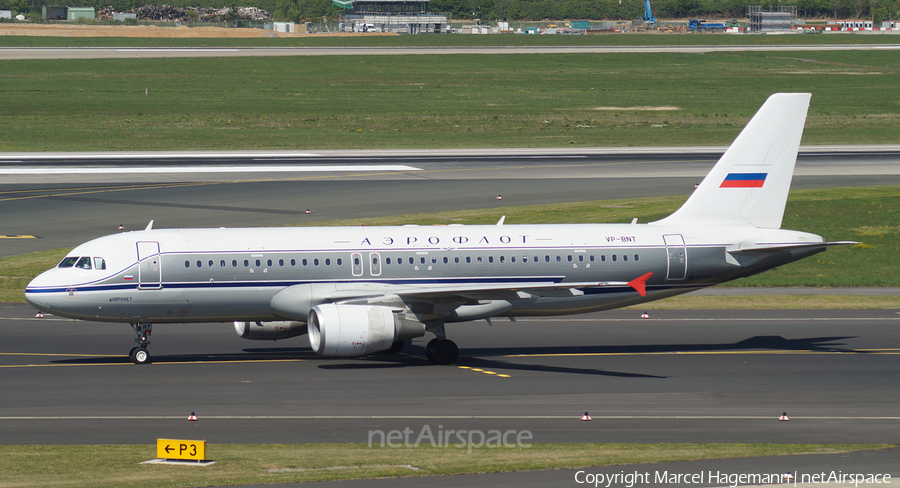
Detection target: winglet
<box><xmin>627</xmin><ymin>272</ymin><xmax>653</xmax><ymax>297</ymax></box>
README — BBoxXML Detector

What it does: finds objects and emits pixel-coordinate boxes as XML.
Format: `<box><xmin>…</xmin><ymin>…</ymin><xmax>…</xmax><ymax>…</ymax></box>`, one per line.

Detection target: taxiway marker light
<box><xmin>188</xmin><ymin>411</ymin><xmax>198</xmax><ymax>421</ymax></box>
<box><xmin>779</xmin><ymin>412</ymin><xmax>790</xmax><ymax>421</ymax></box>
<box><xmin>581</xmin><ymin>412</ymin><xmax>591</xmax><ymax>421</ymax></box>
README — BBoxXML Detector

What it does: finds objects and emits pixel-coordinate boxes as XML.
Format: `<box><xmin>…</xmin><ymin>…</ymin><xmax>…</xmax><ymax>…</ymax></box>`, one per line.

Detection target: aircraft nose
<box><xmin>25</xmin><ymin>273</ymin><xmax>54</xmax><ymax>312</ymax></box>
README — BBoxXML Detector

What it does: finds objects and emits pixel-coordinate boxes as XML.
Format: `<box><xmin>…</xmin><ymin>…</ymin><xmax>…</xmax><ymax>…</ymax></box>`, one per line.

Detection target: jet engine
<box><xmin>234</xmin><ymin>320</ymin><xmax>307</xmax><ymax>341</ymax></box>
<box><xmin>308</xmin><ymin>303</ymin><xmax>425</xmax><ymax>357</ymax></box>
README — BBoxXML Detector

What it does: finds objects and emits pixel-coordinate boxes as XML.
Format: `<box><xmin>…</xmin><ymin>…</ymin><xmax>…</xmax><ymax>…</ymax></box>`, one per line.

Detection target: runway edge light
<box><xmin>779</xmin><ymin>412</ymin><xmax>790</xmax><ymax>421</ymax></box>
<box><xmin>582</xmin><ymin>412</ymin><xmax>592</xmax><ymax>421</ymax></box>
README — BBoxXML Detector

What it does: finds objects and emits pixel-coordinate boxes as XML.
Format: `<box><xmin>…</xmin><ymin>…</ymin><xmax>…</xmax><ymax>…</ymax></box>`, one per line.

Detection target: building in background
<box><xmin>334</xmin><ymin>0</ymin><xmax>448</xmax><ymax>33</ymax></box>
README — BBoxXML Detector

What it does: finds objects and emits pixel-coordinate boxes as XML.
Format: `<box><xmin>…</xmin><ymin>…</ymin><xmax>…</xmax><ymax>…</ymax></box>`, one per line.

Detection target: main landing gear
<box><xmin>129</xmin><ymin>323</ymin><xmax>152</xmax><ymax>364</ymax></box>
<box><xmin>424</xmin><ymin>322</ymin><xmax>459</xmax><ymax>365</ymax></box>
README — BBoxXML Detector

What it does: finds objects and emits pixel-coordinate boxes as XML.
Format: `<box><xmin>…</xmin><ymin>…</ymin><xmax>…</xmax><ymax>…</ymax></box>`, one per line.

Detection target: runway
<box><xmin>2</xmin><ymin>44</ymin><xmax>900</xmax><ymax>60</ymax></box>
<box><xmin>2</xmin><ymin>304</ymin><xmax>899</xmax><ymax>446</ymax></box>
<box><xmin>1</xmin><ymin>147</ymin><xmax>898</xmax><ymax>257</ymax></box>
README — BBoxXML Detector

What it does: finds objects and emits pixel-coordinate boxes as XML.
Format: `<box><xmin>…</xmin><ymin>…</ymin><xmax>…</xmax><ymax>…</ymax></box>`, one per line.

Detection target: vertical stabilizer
<box><xmin>653</xmin><ymin>93</ymin><xmax>811</xmax><ymax>229</ymax></box>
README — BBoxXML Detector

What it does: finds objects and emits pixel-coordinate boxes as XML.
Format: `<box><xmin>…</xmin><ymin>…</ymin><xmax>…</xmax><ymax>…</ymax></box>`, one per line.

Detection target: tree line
<box><xmin>2</xmin><ymin>0</ymin><xmax>897</xmax><ymax>24</ymax></box>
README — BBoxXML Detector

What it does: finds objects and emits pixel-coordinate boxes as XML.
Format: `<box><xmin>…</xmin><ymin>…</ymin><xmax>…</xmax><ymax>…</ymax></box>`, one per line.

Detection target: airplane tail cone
<box><xmin>779</xmin><ymin>412</ymin><xmax>789</xmax><ymax>421</ymax></box>
<box><xmin>188</xmin><ymin>411</ymin><xmax>198</xmax><ymax>421</ymax></box>
<box><xmin>581</xmin><ymin>412</ymin><xmax>591</xmax><ymax>421</ymax></box>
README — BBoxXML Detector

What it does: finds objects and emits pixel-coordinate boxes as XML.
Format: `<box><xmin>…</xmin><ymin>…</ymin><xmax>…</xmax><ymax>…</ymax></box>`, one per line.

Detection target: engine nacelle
<box><xmin>308</xmin><ymin>304</ymin><xmax>425</xmax><ymax>357</ymax></box>
<box><xmin>234</xmin><ymin>320</ymin><xmax>307</xmax><ymax>341</ymax></box>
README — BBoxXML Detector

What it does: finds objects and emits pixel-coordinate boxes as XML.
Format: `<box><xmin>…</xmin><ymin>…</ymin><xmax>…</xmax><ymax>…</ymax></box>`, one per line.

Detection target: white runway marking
<box><xmin>0</xmin><ymin>165</ymin><xmax>422</xmax><ymax>175</ymax></box>
<box><xmin>1</xmin><ymin>415</ymin><xmax>898</xmax><ymax>420</ymax></box>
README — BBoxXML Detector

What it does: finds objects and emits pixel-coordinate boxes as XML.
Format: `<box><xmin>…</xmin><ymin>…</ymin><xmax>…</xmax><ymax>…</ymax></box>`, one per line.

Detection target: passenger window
<box><xmin>590</xmin><ymin>255</ymin><xmax>595</xmax><ymax>262</ymax></box>
<box><xmin>197</xmin><ymin>260</ymin><xmax>202</xmax><ymax>268</ymax></box>
<box><xmin>511</xmin><ymin>256</ymin><xmax>516</xmax><ymax>263</ymax></box>
<box><xmin>420</xmin><ymin>257</ymin><xmax>426</xmax><ymax>264</ymax></box>
<box><xmin>279</xmin><ymin>259</ymin><xmax>284</xmax><ymax>266</ymax></box>
<box><xmin>556</xmin><ymin>256</ymin><xmax>561</xmax><ymax>263</ymax></box>
<box><xmin>601</xmin><ymin>255</ymin><xmax>606</xmax><ymax>262</ymax></box>
<box><xmin>314</xmin><ymin>258</ymin><xmax>320</xmax><ymax>266</ymax></box>
<box><xmin>302</xmin><ymin>259</ymin><xmax>308</xmax><ymax>266</ymax></box>
<box><xmin>545</xmin><ymin>256</ymin><xmax>550</xmax><ymax>263</ymax></box>
<box><xmin>94</xmin><ymin>257</ymin><xmax>107</xmax><ymax>270</ymax></box>
<box><xmin>455</xmin><ymin>257</ymin><xmax>460</xmax><ymax>264</ymax></box>
<box><xmin>500</xmin><ymin>256</ymin><xmax>505</xmax><ymax>263</ymax></box>
<box><xmin>623</xmin><ymin>255</ymin><xmax>629</xmax><ymax>262</ymax></box>
<box><xmin>267</xmin><ymin>259</ymin><xmax>273</xmax><ymax>266</ymax></box>
<box><xmin>466</xmin><ymin>256</ymin><xmax>471</xmax><ymax>264</ymax></box>
<box><xmin>409</xmin><ymin>257</ymin><xmax>414</xmax><ymax>265</ymax></box>
<box><xmin>244</xmin><ymin>260</ymin><xmax>249</xmax><ymax>267</ymax></box>
<box><xmin>612</xmin><ymin>255</ymin><xmax>617</xmax><ymax>262</ymax></box>
<box><xmin>443</xmin><ymin>257</ymin><xmax>449</xmax><ymax>264</ymax></box>
<box><xmin>578</xmin><ymin>255</ymin><xmax>584</xmax><ymax>262</ymax></box>
<box><xmin>488</xmin><ymin>256</ymin><xmax>494</xmax><ymax>264</ymax></box>
<box><xmin>533</xmin><ymin>256</ymin><xmax>538</xmax><ymax>263</ymax></box>
<box><xmin>337</xmin><ymin>258</ymin><xmax>343</xmax><ymax>266</ymax></box>
<box><xmin>325</xmin><ymin>258</ymin><xmax>331</xmax><ymax>266</ymax></box>
<box><xmin>291</xmin><ymin>259</ymin><xmax>296</xmax><ymax>266</ymax></box>
<box><xmin>477</xmin><ymin>256</ymin><xmax>483</xmax><ymax>264</ymax></box>
<box><xmin>634</xmin><ymin>254</ymin><xmax>640</xmax><ymax>262</ymax></box>
<box><xmin>220</xmin><ymin>260</ymin><xmax>226</xmax><ymax>267</ymax></box>
<box><xmin>567</xmin><ymin>255</ymin><xmax>573</xmax><ymax>262</ymax></box>
<box><xmin>184</xmin><ymin>260</ymin><xmax>190</xmax><ymax>268</ymax></box>
<box><xmin>208</xmin><ymin>260</ymin><xmax>214</xmax><ymax>267</ymax></box>
<box><xmin>255</xmin><ymin>259</ymin><xmax>261</xmax><ymax>267</ymax></box>
<box><xmin>58</xmin><ymin>257</ymin><xmax>78</xmax><ymax>268</ymax></box>
<box><xmin>385</xmin><ymin>257</ymin><xmax>391</xmax><ymax>265</ymax></box>
<box><xmin>432</xmin><ymin>257</ymin><xmax>437</xmax><ymax>264</ymax></box>
<box><xmin>232</xmin><ymin>260</ymin><xmax>238</xmax><ymax>267</ymax></box>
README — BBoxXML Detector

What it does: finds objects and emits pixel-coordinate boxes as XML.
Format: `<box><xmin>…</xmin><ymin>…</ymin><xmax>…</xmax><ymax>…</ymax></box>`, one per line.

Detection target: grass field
<box><xmin>0</xmin><ymin>50</ymin><xmax>898</xmax><ymax>151</ymax></box>
<box><xmin>3</xmin><ymin>185</ymin><xmax>897</xmax><ymax>304</ymax></box>
<box><xmin>0</xmin><ymin>443</ymin><xmax>888</xmax><ymax>487</ymax></box>
<box><xmin>3</xmin><ymin>32</ymin><xmax>900</xmax><ymax>47</ymax></box>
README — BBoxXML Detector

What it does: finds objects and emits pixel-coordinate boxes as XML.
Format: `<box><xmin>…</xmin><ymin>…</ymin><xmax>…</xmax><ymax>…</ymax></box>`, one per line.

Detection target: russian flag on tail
<box><xmin>720</xmin><ymin>173</ymin><xmax>767</xmax><ymax>188</ymax></box>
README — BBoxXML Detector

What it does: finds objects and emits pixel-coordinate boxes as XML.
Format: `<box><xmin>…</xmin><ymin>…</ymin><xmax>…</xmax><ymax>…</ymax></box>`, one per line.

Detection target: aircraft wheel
<box><xmin>132</xmin><ymin>347</ymin><xmax>150</xmax><ymax>365</ymax></box>
<box><xmin>128</xmin><ymin>347</ymin><xmax>138</xmax><ymax>363</ymax></box>
<box><xmin>425</xmin><ymin>338</ymin><xmax>439</xmax><ymax>362</ymax></box>
<box><xmin>429</xmin><ymin>339</ymin><xmax>459</xmax><ymax>365</ymax></box>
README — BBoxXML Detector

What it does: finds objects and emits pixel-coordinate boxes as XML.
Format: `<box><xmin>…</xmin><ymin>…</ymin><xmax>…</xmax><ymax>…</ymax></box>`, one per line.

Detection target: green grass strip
<box><xmin>0</xmin><ymin>443</ymin><xmax>890</xmax><ymax>487</ymax></box>
<box><xmin>1</xmin><ymin>50</ymin><xmax>899</xmax><ymax>151</ymax></box>
<box><xmin>2</xmin><ymin>185</ymin><xmax>897</xmax><ymax>303</ymax></box>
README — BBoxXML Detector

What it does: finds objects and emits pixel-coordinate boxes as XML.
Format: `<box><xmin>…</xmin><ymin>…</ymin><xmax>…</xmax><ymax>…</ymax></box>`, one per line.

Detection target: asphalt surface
<box><xmin>2</xmin><ymin>44</ymin><xmax>900</xmax><ymax>60</ymax></box>
<box><xmin>2</xmin><ymin>148</ymin><xmax>899</xmax><ymax>257</ymax></box>
<box><xmin>2</xmin><ymin>304</ymin><xmax>900</xmax><ymax>447</ymax></box>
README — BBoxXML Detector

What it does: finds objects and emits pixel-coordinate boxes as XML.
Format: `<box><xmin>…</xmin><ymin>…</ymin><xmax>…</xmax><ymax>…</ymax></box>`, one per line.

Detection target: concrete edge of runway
<box><xmin>0</xmin><ymin>145</ymin><xmax>899</xmax><ymax>160</ymax></box>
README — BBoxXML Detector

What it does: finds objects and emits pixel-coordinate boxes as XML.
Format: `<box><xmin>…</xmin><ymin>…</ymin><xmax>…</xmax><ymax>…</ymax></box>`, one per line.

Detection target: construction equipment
<box><xmin>642</xmin><ymin>0</ymin><xmax>656</xmax><ymax>25</ymax></box>
<box><xmin>688</xmin><ymin>19</ymin><xmax>728</xmax><ymax>32</ymax></box>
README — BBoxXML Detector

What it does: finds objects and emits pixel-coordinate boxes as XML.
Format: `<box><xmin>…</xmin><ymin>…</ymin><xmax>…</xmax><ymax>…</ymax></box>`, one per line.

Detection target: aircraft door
<box><xmin>136</xmin><ymin>241</ymin><xmax>162</xmax><ymax>289</ymax></box>
<box><xmin>663</xmin><ymin>234</ymin><xmax>687</xmax><ymax>280</ymax></box>
<box><xmin>351</xmin><ymin>253</ymin><xmax>363</xmax><ymax>277</ymax></box>
<box><xmin>369</xmin><ymin>252</ymin><xmax>382</xmax><ymax>277</ymax></box>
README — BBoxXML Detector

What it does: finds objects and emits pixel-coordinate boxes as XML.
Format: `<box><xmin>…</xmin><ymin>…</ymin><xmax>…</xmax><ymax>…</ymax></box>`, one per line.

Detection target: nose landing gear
<box><xmin>129</xmin><ymin>323</ymin><xmax>152</xmax><ymax>364</ymax></box>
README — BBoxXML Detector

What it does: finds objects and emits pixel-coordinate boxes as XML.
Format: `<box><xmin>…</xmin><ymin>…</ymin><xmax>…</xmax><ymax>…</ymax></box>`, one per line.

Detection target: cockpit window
<box><xmin>94</xmin><ymin>257</ymin><xmax>106</xmax><ymax>270</ymax></box>
<box><xmin>58</xmin><ymin>257</ymin><xmax>78</xmax><ymax>268</ymax></box>
<box><xmin>75</xmin><ymin>257</ymin><xmax>92</xmax><ymax>269</ymax></box>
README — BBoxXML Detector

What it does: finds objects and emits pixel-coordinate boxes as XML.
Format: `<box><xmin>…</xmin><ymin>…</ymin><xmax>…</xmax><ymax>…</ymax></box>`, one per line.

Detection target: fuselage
<box><xmin>25</xmin><ymin>222</ymin><xmax>826</xmax><ymax>324</ymax></box>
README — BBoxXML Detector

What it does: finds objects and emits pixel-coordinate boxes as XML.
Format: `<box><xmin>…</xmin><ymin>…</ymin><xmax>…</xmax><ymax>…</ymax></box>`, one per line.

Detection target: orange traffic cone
<box><xmin>640</xmin><ymin>312</ymin><xmax>649</xmax><ymax>319</ymax></box>
<box><xmin>496</xmin><ymin>195</ymin><xmax>502</xmax><ymax>200</ymax></box>
<box><xmin>305</xmin><ymin>209</ymin><xmax>311</xmax><ymax>214</ymax></box>
<box><xmin>581</xmin><ymin>411</ymin><xmax>591</xmax><ymax>421</ymax></box>
<box><xmin>188</xmin><ymin>411</ymin><xmax>198</xmax><ymax>421</ymax></box>
<box><xmin>779</xmin><ymin>412</ymin><xmax>790</xmax><ymax>421</ymax></box>
<box><xmin>118</xmin><ymin>224</ymin><xmax>125</xmax><ymax>230</ymax></box>
<box><xmin>35</xmin><ymin>311</ymin><xmax>43</xmax><ymax>318</ymax></box>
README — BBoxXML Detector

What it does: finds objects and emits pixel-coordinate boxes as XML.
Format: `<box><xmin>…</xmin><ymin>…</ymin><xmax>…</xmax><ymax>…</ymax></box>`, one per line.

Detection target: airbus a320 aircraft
<box><xmin>26</xmin><ymin>93</ymin><xmax>853</xmax><ymax>365</ymax></box>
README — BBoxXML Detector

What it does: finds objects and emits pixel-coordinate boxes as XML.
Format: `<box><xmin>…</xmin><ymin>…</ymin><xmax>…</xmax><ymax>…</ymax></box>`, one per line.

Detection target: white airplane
<box><xmin>26</xmin><ymin>93</ymin><xmax>853</xmax><ymax>365</ymax></box>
